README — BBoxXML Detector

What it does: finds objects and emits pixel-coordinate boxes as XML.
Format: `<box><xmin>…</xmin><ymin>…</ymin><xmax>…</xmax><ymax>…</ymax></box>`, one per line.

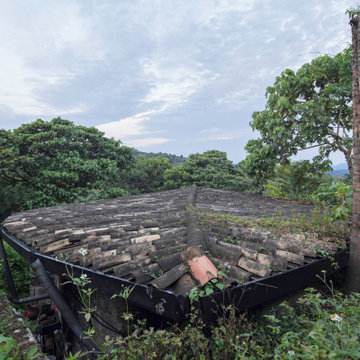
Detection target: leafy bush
<box><xmin>0</xmin><ymin>335</ymin><xmax>40</xmax><ymax>360</ymax></box>
<box><xmin>65</xmin><ymin>287</ymin><xmax>360</xmax><ymax>360</ymax></box>
<box><xmin>264</xmin><ymin>161</ymin><xmax>326</xmax><ymax>201</ymax></box>
<box><xmin>0</xmin><ymin>243</ymin><xmax>30</xmax><ymax>301</ymax></box>
<box><xmin>315</xmin><ymin>180</ymin><xmax>353</xmax><ymax>222</ymax></box>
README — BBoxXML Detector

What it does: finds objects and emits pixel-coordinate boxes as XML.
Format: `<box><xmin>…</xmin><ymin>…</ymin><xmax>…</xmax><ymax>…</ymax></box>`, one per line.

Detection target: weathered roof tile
<box><xmin>132</xmin><ymin>263</ymin><xmax>162</xmax><ymax>283</ymax></box>
<box><xmin>238</xmin><ymin>256</ymin><xmax>271</xmax><ymax>277</ymax></box>
<box><xmin>181</xmin><ymin>247</ymin><xmax>217</xmax><ymax>285</ymax></box>
<box><xmin>150</xmin><ymin>263</ymin><xmax>187</xmax><ymax>289</ymax></box>
<box><xmin>130</xmin><ymin>234</ymin><xmax>161</xmax><ymax>244</ymax></box>
<box><xmin>1</xmin><ymin>187</ymin><xmax>343</xmax><ymax>296</ymax></box>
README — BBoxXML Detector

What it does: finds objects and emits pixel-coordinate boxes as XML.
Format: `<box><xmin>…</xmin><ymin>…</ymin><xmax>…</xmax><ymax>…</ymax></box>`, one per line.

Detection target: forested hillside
<box><xmin>132</xmin><ymin>149</ymin><xmax>187</xmax><ymax>166</ymax></box>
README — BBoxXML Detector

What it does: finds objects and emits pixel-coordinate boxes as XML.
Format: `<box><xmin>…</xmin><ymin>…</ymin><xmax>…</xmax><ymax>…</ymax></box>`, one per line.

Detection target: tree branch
<box><xmin>299</xmin><ymin>143</ymin><xmax>327</xmax><ymax>151</ymax></box>
<box><xmin>337</xmin><ymin>106</ymin><xmax>342</xmax><ymax>137</ymax></box>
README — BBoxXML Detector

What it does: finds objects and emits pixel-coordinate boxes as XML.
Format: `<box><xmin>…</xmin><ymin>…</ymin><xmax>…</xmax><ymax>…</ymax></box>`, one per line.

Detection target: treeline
<box><xmin>132</xmin><ymin>149</ymin><xmax>187</xmax><ymax>166</ymax></box>
<box><xmin>0</xmin><ymin>118</ymin><xmax>254</xmax><ymax>222</ymax></box>
<box><xmin>0</xmin><ymin>117</ymin><xmax>352</xmax><ymax>224</ymax></box>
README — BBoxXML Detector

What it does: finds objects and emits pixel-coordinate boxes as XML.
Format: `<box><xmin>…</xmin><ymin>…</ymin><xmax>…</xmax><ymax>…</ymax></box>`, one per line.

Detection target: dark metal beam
<box><xmin>1</xmin><ymin>227</ymin><xmax>190</xmax><ymax>322</ymax></box>
<box><xmin>0</xmin><ymin>237</ymin><xmax>49</xmax><ymax>304</ymax></box>
<box><xmin>31</xmin><ymin>258</ymin><xmax>99</xmax><ymax>354</ymax></box>
<box><xmin>198</xmin><ymin>249</ymin><xmax>349</xmax><ymax>323</ymax></box>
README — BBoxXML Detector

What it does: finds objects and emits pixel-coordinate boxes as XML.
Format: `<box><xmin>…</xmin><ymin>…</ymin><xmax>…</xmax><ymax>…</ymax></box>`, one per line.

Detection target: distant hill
<box><xmin>132</xmin><ymin>150</ymin><xmax>187</xmax><ymax>166</ymax></box>
<box><xmin>327</xmin><ymin>162</ymin><xmax>349</xmax><ymax>176</ymax></box>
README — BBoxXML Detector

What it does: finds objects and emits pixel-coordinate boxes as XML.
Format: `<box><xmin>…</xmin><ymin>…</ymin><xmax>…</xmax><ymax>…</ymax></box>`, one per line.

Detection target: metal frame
<box><xmin>198</xmin><ymin>249</ymin><xmax>349</xmax><ymax>323</ymax></box>
<box><xmin>1</xmin><ymin>226</ymin><xmax>190</xmax><ymax>322</ymax></box>
<box><xmin>0</xmin><ymin>236</ymin><xmax>49</xmax><ymax>304</ymax></box>
<box><xmin>1</xmin><ymin>226</ymin><xmax>349</xmax><ymax>324</ymax></box>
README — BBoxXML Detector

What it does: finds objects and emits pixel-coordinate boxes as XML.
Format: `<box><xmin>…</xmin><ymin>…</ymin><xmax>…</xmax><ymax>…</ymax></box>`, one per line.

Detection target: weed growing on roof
<box><xmin>62</xmin><ymin>265</ymin><xmax>104</xmax><ymax>352</ymax></box>
<box><xmin>62</xmin><ymin>257</ymin><xmax>137</xmax><ymax>357</ymax></box>
<box><xmin>189</xmin><ymin>277</ymin><xmax>227</xmax><ymax>302</ymax></box>
<box><xmin>111</xmin><ymin>285</ymin><xmax>135</xmax><ymax>337</ymax></box>
<box><xmin>195</xmin><ymin>205</ymin><xmax>349</xmax><ymax>246</ymax></box>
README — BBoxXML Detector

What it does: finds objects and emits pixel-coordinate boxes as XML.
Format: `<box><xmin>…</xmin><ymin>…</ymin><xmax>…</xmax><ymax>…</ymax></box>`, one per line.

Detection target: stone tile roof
<box><xmin>2</xmin><ymin>187</ymin><xmax>342</xmax><ymax>296</ymax></box>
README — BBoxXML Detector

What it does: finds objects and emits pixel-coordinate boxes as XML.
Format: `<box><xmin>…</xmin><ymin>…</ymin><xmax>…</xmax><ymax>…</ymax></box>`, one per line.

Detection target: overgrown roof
<box><xmin>2</xmin><ymin>187</ymin><xmax>343</xmax><ymax>296</ymax></box>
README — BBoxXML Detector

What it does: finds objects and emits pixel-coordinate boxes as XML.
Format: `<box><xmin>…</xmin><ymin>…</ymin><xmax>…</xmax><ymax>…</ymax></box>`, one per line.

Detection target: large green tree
<box><xmin>245</xmin><ymin>47</ymin><xmax>353</xmax><ymax>182</ymax></box>
<box><xmin>125</xmin><ymin>155</ymin><xmax>172</xmax><ymax>194</ymax></box>
<box><xmin>164</xmin><ymin>150</ymin><xmax>245</xmax><ymax>190</ymax></box>
<box><xmin>0</xmin><ymin>118</ymin><xmax>134</xmax><ymax>216</ymax></box>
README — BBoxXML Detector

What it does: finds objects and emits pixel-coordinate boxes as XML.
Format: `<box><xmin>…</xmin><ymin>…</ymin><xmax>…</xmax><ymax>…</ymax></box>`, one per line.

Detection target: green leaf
<box><xmin>0</xmin><ymin>335</ymin><xmax>16</xmax><ymax>360</ymax></box>
<box><xmin>25</xmin><ymin>345</ymin><xmax>40</xmax><ymax>359</ymax></box>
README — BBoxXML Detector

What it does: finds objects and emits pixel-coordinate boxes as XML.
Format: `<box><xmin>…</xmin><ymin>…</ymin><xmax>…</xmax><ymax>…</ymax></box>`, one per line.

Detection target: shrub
<box><xmin>0</xmin><ymin>243</ymin><xmax>30</xmax><ymax>301</ymax></box>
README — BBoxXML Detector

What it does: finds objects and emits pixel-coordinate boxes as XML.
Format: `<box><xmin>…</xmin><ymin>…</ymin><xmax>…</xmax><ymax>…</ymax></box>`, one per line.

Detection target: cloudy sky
<box><xmin>0</xmin><ymin>0</ymin><xmax>357</xmax><ymax>164</ymax></box>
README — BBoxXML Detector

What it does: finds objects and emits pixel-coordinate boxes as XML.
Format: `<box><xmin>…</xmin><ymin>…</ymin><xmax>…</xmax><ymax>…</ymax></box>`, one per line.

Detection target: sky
<box><xmin>0</xmin><ymin>0</ymin><xmax>357</xmax><ymax>165</ymax></box>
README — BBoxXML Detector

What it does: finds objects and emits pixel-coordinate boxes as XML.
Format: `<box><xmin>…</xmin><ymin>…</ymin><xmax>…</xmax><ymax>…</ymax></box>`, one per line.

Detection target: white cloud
<box><xmin>96</xmin><ymin>108</ymin><xmax>162</xmax><ymax>138</ymax></box>
<box><xmin>217</xmin><ymin>89</ymin><xmax>260</xmax><ymax>109</ymax></box>
<box><xmin>199</xmin><ymin>127</ymin><xmax>253</xmax><ymax>141</ymax></box>
<box><xmin>97</xmin><ymin>55</ymin><xmax>218</xmax><ymax>146</ymax></box>
<box><xmin>0</xmin><ymin>50</ymin><xmax>86</xmax><ymax>116</ymax></box>
<box><xmin>265</xmin><ymin>37</ymin><xmax>276</xmax><ymax>44</ymax></box>
<box><xmin>0</xmin><ymin>0</ymin><xmax>356</xmax><ymax>162</ymax></box>
<box><xmin>0</xmin><ymin>1</ymin><xmax>102</xmax><ymax>118</ymax></box>
<box><xmin>141</xmin><ymin>56</ymin><xmax>218</xmax><ymax>106</ymax></box>
<box><xmin>96</xmin><ymin>106</ymin><xmax>170</xmax><ymax>146</ymax></box>
<box><xmin>193</xmin><ymin>0</ymin><xmax>256</xmax><ymax>27</ymax></box>
<box><xmin>126</xmin><ymin>137</ymin><xmax>169</xmax><ymax>147</ymax></box>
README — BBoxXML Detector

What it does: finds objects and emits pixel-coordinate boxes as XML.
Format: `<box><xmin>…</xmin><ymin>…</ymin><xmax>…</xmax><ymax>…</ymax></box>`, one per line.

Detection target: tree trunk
<box><xmin>346</xmin><ymin>153</ymin><xmax>353</xmax><ymax>179</ymax></box>
<box><xmin>346</xmin><ymin>15</ymin><xmax>360</xmax><ymax>293</ymax></box>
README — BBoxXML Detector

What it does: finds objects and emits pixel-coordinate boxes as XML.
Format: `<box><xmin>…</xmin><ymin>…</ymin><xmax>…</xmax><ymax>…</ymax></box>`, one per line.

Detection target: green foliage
<box><xmin>189</xmin><ymin>277</ymin><xmax>227</xmax><ymax>302</ymax></box>
<box><xmin>267</xmin><ymin>290</ymin><xmax>360</xmax><ymax>359</ymax></box>
<box><xmin>346</xmin><ymin>7</ymin><xmax>360</xmax><ymax>19</ymax></box>
<box><xmin>132</xmin><ymin>149</ymin><xmax>187</xmax><ymax>166</ymax></box>
<box><xmin>164</xmin><ymin>150</ymin><xmax>245</xmax><ymax>191</ymax></box>
<box><xmin>65</xmin><ymin>289</ymin><xmax>360</xmax><ymax>360</ymax></box>
<box><xmin>0</xmin><ymin>335</ymin><xmax>41</xmax><ymax>360</ymax></box>
<box><xmin>264</xmin><ymin>161</ymin><xmax>326</xmax><ymax>200</ymax></box>
<box><xmin>315</xmin><ymin>180</ymin><xmax>353</xmax><ymax>222</ymax></box>
<box><xmin>245</xmin><ymin>47</ymin><xmax>352</xmax><ymax>183</ymax></box>
<box><xmin>0</xmin><ymin>243</ymin><xmax>30</xmax><ymax>301</ymax></box>
<box><xmin>0</xmin><ymin>335</ymin><xmax>16</xmax><ymax>360</ymax></box>
<box><xmin>111</xmin><ymin>285</ymin><xmax>135</xmax><ymax>337</ymax></box>
<box><xmin>258</xmin><ymin>160</ymin><xmax>353</xmax><ymax>224</ymax></box>
<box><xmin>0</xmin><ymin>179</ymin><xmax>27</xmax><ymax>222</ymax></box>
<box><xmin>0</xmin><ymin>296</ymin><xmax>42</xmax><ymax>359</ymax></box>
<box><xmin>125</xmin><ymin>155</ymin><xmax>172</xmax><ymax>194</ymax></box>
<box><xmin>0</xmin><ymin>118</ymin><xmax>134</xmax><ymax>217</ymax></box>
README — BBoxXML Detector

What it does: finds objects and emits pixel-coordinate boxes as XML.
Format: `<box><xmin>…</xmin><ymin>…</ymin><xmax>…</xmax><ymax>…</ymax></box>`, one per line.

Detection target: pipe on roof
<box><xmin>31</xmin><ymin>258</ymin><xmax>100</xmax><ymax>355</ymax></box>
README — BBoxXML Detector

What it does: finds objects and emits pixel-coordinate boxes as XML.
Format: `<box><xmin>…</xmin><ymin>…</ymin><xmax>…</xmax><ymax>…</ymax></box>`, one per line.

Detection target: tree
<box><xmin>132</xmin><ymin>149</ymin><xmax>187</xmax><ymax>166</ymax></box>
<box><xmin>125</xmin><ymin>155</ymin><xmax>172</xmax><ymax>194</ymax></box>
<box><xmin>245</xmin><ymin>47</ymin><xmax>353</xmax><ymax>181</ymax></box>
<box><xmin>263</xmin><ymin>160</ymin><xmax>325</xmax><ymax>200</ymax></box>
<box><xmin>164</xmin><ymin>150</ymin><xmax>245</xmax><ymax>190</ymax></box>
<box><xmin>346</xmin><ymin>13</ymin><xmax>360</xmax><ymax>293</ymax></box>
<box><xmin>0</xmin><ymin>118</ymin><xmax>134</xmax><ymax>215</ymax></box>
